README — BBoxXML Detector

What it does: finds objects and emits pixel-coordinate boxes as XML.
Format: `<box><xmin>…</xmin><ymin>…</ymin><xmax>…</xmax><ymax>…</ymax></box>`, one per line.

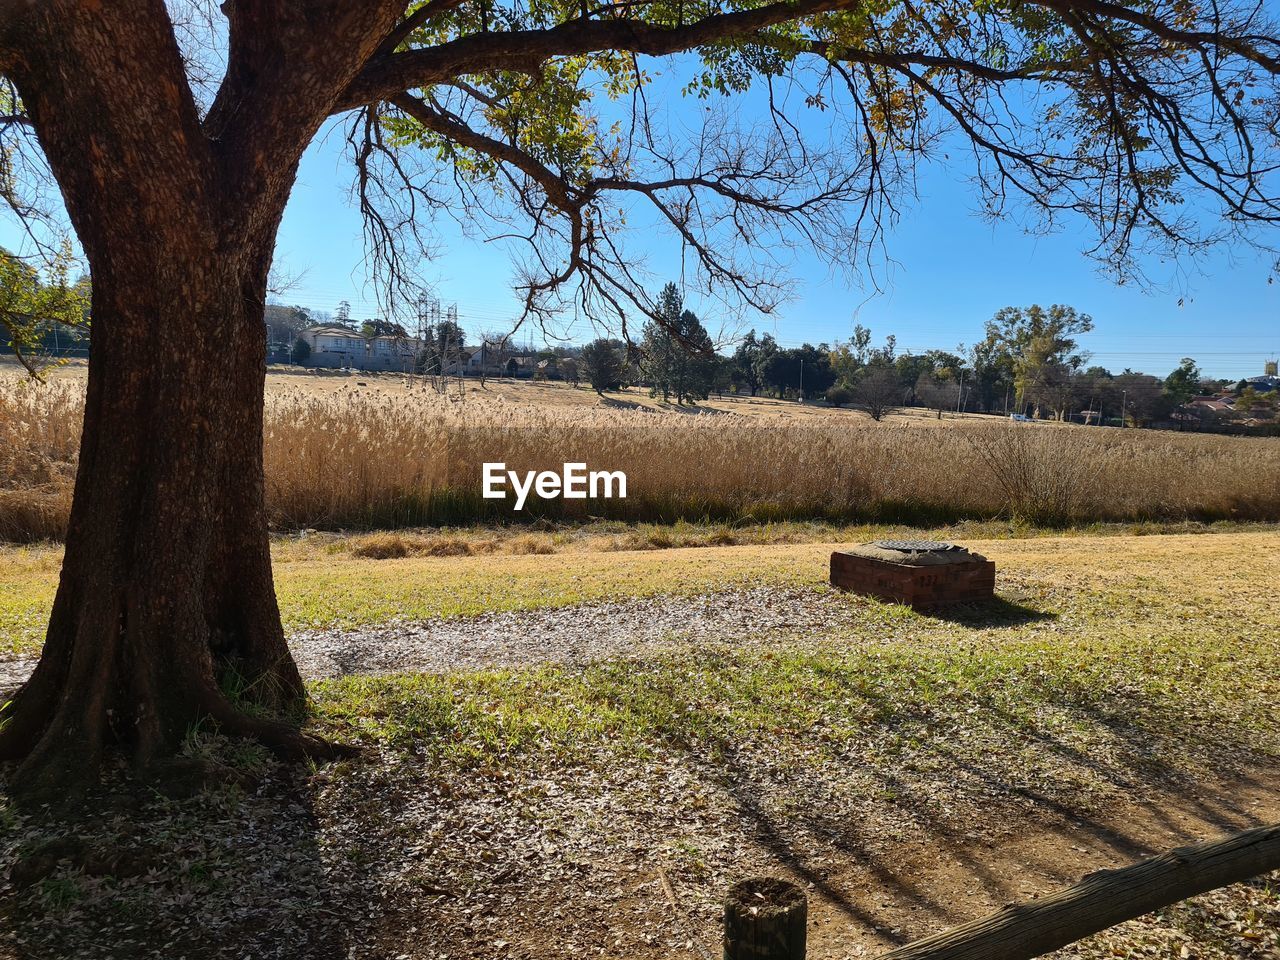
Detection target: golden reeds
<box><xmin>2</xmin><ymin>379</ymin><xmax>1278</xmax><ymax>541</ymax></box>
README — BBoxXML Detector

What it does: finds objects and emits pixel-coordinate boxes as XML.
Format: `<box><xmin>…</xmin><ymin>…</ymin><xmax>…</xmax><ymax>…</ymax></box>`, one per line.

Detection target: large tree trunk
<box><xmin>0</xmin><ymin>0</ymin><xmax>404</xmax><ymax>801</ymax></box>
<box><xmin>0</xmin><ymin>16</ymin><xmax>322</xmax><ymax>797</ymax></box>
<box><xmin>0</xmin><ymin>239</ymin><xmax>334</xmax><ymax>801</ymax></box>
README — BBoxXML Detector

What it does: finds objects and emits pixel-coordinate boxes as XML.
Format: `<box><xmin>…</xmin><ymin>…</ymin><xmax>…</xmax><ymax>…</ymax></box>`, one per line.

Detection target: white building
<box><xmin>299</xmin><ymin>325</ymin><xmax>422</xmax><ymax>372</ymax></box>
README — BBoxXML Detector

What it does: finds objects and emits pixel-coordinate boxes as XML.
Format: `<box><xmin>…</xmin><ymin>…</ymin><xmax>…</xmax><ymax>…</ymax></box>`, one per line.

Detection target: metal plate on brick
<box><xmin>869</xmin><ymin>539</ymin><xmax>964</xmax><ymax>552</ymax></box>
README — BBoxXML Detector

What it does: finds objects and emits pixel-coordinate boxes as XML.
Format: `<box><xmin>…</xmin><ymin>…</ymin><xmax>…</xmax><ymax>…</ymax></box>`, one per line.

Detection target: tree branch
<box><xmin>377</xmin><ymin>0</ymin><xmax>468</xmax><ymax>57</ymax></box>
<box><xmin>392</xmin><ymin>92</ymin><xmax>579</xmax><ymax>210</ymax></box>
<box><xmin>336</xmin><ymin>0</ymin><xmax>859</xmax><ymax>110</ymax></box>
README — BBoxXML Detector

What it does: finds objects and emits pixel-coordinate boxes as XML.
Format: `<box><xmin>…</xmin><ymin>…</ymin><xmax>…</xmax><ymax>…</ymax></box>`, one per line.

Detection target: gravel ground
<box><xmin>0</xmin><ymin>586</ymin><xmax>858</xmax><ymax>691</ymax></box>
<box><xmin>289</xmin><ymin>586</ymin><xmax>858</xmax><ymax>677</ymax></box>
<box><xmin>0</xmin><ymin>656</ymin><xmax>31</xmax><ymax>692</ymax></box>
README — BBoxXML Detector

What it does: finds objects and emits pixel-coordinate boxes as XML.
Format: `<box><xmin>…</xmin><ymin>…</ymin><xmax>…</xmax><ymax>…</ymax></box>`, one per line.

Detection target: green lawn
<box><xmin>1</xmin><ymin>521</ymin><xmax>1272</xmax><ymax>655</ymax></box>
<box><xmin>310</xmin><ymin>528</ymin><xmax>1280</xmax><ymax>778</ymax></box>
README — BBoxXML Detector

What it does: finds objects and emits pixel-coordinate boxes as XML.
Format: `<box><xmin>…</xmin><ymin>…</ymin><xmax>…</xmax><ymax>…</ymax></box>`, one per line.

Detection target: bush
<box><xmin>852</xmin><ymin>365</ymin><xmax>904</xmax><ymax>421</ymax></box>
<box><xmin>824</xmin><ymin>384</ymin><xmax>853</xmax><ymax>407</ymax></box>
<box><xmin>960</xmin><ymin>425</ymin><xmax>1104</xmax><ymax>524</ymax></box>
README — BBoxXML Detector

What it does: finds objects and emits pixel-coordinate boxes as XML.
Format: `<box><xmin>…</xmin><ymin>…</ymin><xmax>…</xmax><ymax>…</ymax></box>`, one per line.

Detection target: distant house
<box><xmin>465</xmin><ymin>343</ymin><xmax>509</xmax><ymax>376</ymax></box>
<box><xmin>298</xmin><ymin>324</ymin><xmax>422</xmax><ymax>372</ymax></box>
<box><xmin>502</xmin><ymin>354</ymin><xmax>538</xmax><ymax>378</ymax></box>
<box><xmin>1244</xmin><ymin>374</ymin><xmax>1280</xmax><ymax>392</ymax></box>
<box><xmin>1172</xmin><ymin>396</ymin><xmax>1234</xmax><ymax>428</ymax></box>
<box><xmin>298</xmin><ymin>325</ymin><xmax>363</xmax><ymax>367</ymax></box>
<box><xmin>1187</xmin><ymin>396</ymin><xmax>1234</xmax><ymax>413</ymax></box>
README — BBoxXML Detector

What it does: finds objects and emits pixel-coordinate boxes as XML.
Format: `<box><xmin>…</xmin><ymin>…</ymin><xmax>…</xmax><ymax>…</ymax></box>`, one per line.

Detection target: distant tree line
<box><xmin>266</xmin><ymin>284</ymin><xmax>1273</xmax><ymax>429</ymax></box>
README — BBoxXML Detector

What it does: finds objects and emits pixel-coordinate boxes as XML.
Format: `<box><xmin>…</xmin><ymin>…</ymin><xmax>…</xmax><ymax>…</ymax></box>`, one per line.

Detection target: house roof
<box><xmin>305</xmin><ymin>324</ymin><xmax>363</xmax><ymax>338</ymax></box>
<box><xmin>1244</xmin><ymin>375</ymin><xmax>1280</xmax><ymax>390</ymax></box>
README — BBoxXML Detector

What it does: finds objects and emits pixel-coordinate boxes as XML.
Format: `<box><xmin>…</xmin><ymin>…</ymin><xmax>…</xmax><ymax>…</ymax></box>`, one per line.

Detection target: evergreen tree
<box><xmin>642</xmin><ymin>283</ymin><xmax>718</xmax><ymax>403</ymax></box>
<box><xmin>1164</xmin><ymin>358</ymin><xmax>1203</xmax><ymax>407</ymax></box>
<box><xmin>641</xmin><ymin>282</ymin><xmax>682</xmax><ymax>401</ymax></box>
<box><xmin>580</xmin><ymin>339</ymin><xmax>624</xmax><ymax>394</ymax></box>
<box><xmin>672</xmin><ymin>309</ymin><xmax>717</xmax><ymax>403</ymax></box>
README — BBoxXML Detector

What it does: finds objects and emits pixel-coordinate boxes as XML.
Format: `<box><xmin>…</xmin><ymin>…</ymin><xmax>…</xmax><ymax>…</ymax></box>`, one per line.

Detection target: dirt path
<box><xmin>802</xmin><ymin>773</ymin><xmax>1280</xmax><ymax>959</ymax></box>
<box><xmin>0</xmin><ymin>586</ymin><xmax>855</xmax><ymax>692</ymax></box>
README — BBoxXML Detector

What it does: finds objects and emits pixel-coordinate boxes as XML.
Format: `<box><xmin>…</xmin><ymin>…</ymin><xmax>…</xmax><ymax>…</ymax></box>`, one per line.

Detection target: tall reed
<box><xmin>3</xmin><ymin>379</ymin><xmax>1278</xmax><ymax>541</ymax></box>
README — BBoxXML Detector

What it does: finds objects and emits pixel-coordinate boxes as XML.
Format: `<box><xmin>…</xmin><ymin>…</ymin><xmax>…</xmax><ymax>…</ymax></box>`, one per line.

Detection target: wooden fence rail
<box><xmin>726</xmin><ymin>822</ymin><xmax>1280</xmax><ymax>960</ymax></box>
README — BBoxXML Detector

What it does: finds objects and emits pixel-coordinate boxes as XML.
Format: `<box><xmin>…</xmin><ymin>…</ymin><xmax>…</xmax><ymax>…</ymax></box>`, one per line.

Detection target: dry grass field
<box><xmin>3</xmin><ymin>358</ymin><xmax>1279</xmax><ymax>541</ymax></box>
<box><xmin>3</xmin><ymin>355</ymin><xmax>987</xmax><ymax>418</ymax></box>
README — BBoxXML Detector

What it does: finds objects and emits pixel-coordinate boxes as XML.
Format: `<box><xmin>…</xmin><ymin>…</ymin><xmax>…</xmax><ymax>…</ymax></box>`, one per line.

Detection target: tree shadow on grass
<box><xmin>653</xmin><ymin>400</ymin><xmax>733</xmax><ymax>416</ymax></box>
<box><xmin>714</xmin><ymin>750</ymin><xmax>1274</xmax><ymax>951</ymax></box>
<box><xmin>0</xmin><ymin>754</ymin><xmax>357</xmax><ymax>960</ymax></box>
<box><xmin>654</xmin><ymin>666</ymin><xmax>1278</xmax><ymax>951</ymax></box>
<box><xmin>9</xmin><ymin>645</ymin><xmax>1270</xmax><ymax>960</ymax></box>
<box><xmin>597</xmin><ymin>393</ymin><xmax>650</xmax><ymax>411</ymax></box>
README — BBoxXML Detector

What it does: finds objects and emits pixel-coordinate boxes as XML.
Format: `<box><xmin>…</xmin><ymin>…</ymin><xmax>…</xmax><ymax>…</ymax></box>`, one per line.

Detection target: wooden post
<box><xmin>724</xmin><ymin>877</ymin><xmax>807</xmax><ymax>960</ymax></box>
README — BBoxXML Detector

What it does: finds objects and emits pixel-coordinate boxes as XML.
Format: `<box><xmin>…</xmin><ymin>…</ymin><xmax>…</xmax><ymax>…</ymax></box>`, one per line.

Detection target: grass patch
<box><xmin>312</xmin><ymin>624</ymin><xmax>1280</xmax><ymax>786</ymax></box>
<box><xmin>305</xmin><ymin>526</ymin><xmax>1279</xmax><ymax>790</ymax></box>
<box><xmin>1</xmin><ymin>525</ymin><xmax>1276</xmax><ymax>656</ymax></box>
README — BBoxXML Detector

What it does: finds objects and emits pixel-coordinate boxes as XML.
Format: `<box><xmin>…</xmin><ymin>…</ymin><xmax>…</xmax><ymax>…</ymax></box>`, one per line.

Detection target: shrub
<box><xmin>824</xmin><ymin>384</ymin><xmax>853</xmax><ymax>407</ymax></box>
<box><xmin>350</xmin><ymin>532</ymin><xmax>414</xmax><ymax>558</ymax></box>
<box><xmin>506</xmin><ymin>535</ymin><xmax>555</xmax><ymax>555</ymax></box>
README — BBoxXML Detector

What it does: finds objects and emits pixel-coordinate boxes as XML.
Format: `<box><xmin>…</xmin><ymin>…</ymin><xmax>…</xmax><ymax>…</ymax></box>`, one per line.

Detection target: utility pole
<box><xmin>799</xmin><ymin>358</ymin><xmax>804</xmax><ymax>402</ymax></box>
<box><xmin>1121</xmin><ymin>389</ymin><xmax>1127</xmax><ymax>427</ymax></box>
<box><xmin>415</xmin><ymin>295</ymin><xmax>433</xmax><ymax>385</ymax></box>
<box><xmin>956</xmin><ymin>372</ymin><xmax>965</xmax><ymax>413</ymax></box>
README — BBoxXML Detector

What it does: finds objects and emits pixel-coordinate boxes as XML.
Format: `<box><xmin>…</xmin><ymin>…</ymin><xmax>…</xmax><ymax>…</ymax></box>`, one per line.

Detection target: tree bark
<box><xmin>0</xmin><ymin>236</ymin><xmax>339</xmax><ymax>801</ymax></box>
<box><xmin>0</xmin><ymin>0</ymin><xmax>399</xmax><ymax>801</ymax></box>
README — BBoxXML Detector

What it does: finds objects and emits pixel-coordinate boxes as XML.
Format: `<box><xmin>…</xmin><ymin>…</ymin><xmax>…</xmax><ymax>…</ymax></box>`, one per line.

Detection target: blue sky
<box><xmin>5</xmin><ymin>61</ymin><xmax>1279</xmax><ymax>381</ymax></box>
<box><xmin>270</xmin><ymin>70</ymin><xmax>1280</xmax><ymax>382</ymax></box>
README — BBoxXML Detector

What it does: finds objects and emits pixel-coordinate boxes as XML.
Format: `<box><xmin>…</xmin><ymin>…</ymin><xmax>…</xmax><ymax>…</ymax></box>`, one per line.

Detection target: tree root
<box><xmin>2</xmin><ymin>674</ymin><xmax>359</xmax><ymax>810</ymax></box>
<box><xmin>202</xmin><ymin>696</ymin><xmax>361</xmax><ymax>762</ymax></box>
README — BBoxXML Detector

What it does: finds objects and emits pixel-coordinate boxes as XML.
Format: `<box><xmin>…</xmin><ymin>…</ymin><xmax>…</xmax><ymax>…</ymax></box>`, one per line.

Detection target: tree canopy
<box><xmin>580</xmin><ymin>337</ymin><xmax>626</xmax><ymax>392</ymax></box>
<box><xmin>4</xmin><ymin>0</ymin><xmax>1280</xmax><ymax>341</ymax></box>
<box><xmin>0</xmin><ymin>244</ymin><xmax>88</xmax><ymax>375</ymax></box>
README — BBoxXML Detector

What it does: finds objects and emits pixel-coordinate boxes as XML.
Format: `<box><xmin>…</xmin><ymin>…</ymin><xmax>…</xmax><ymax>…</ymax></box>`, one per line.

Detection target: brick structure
<box><xmin>830</xmin><ymin>541</ymin><xmax>995</xmax><ymax>610</ymax></box>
